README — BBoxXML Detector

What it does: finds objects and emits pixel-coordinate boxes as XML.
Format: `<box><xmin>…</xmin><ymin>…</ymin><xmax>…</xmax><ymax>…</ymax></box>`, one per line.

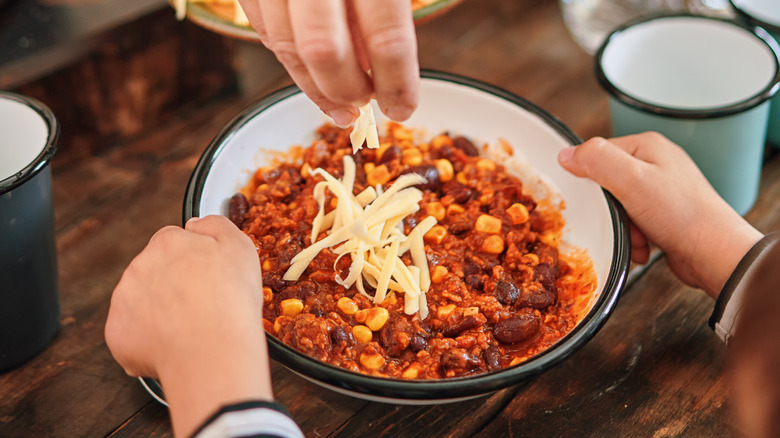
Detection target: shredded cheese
<box><xmin>283</xmin><ymin>155</ymin><xmax>435</xmax><ymax>318</ymax></box>
<box><xmin>349</xmin><ymin>103</ymin><xmax>380</xmax><ymax>153</ymax></box>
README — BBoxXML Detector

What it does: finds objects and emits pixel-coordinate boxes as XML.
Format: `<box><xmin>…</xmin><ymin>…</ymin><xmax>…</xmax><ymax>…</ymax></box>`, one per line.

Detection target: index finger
<box><xmin>288</xmin><ymin>0</ymin><xmax>373</xmax><ymax>106</ymax></box>
<box><xmin>185</xmin><ymin>215</ymin><xmax>254</xmax><ymax>249</ymax></box>
<box><xmin>352</xmin><ymin>0</ymin><xmax>419</xmax><ymax>121</ymax></box>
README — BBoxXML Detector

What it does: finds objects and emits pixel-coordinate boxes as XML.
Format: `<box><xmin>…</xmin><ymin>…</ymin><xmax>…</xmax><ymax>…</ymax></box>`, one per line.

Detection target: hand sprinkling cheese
<box><xmin>283</xmin><ymin>155</ymin><xmax>436</xmax><ymax>319</ymax></box>
<box><xmin>349</xmin><ymin>103</ymin><xmax>381</xmax><ymax>153</ymax></box>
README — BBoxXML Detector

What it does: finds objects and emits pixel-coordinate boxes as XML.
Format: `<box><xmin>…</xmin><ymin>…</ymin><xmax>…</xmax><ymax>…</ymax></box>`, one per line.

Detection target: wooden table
<box><xmin>2</xmin><ymin>0</ymin><xmax>779</xmax><ymax>436</ymax></box>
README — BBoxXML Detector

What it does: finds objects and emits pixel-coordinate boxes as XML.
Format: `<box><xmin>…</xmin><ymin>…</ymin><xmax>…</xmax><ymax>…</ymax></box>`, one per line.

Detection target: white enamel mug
<box><xmin>596</xmin><ymin>14</ymin><xmax>780</xmax><ymax>215</ymax></box>
<box><xmin>730</xmin><ymin>0</ymin><xmax>780</xmax><ymax>148</ymax></box>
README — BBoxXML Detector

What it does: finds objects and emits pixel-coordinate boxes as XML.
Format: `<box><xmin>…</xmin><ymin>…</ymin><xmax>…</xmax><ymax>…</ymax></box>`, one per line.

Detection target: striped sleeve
<box><xmin>192</xmin><ymin>400</ymin><xmax>304</xmax><ymax>438</ymax></box>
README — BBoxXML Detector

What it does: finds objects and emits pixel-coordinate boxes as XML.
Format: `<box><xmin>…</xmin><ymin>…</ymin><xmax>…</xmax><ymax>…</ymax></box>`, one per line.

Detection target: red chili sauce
<box><xmin>229</xmin><ymin>123</ymin><xmax>597</xmax><ymax>379</ymax></box>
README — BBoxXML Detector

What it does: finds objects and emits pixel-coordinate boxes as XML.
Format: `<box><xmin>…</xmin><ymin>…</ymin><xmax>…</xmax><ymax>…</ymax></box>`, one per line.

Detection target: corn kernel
<box><xmin>402</xmin><ymin>148</ymin><xmax>423</xmax><ymax>166</ymax></box>
<box><xmin>506</xmin><ymin>203</ymin><xmax>530</xmax><ymax>225</ymax></box>
<box><xmin>431</xmin><ymin>265</ymin><xmax>449</xmax><ymax>284</ymax></box>
<box><xmin>425</xmin><ymin>202</ymin><xmax>446</xmax><ymax>221</ymax></box>
<box><xmin>337</xmin><ymin>297</ymin><xmax>359</xmax><ymax>315</ymax></box>
<box><xmin>300</xmin><ymin>162</ymin><xmax>311</xmax><ymax>178</ymax></box>
<box><xmin>360</xmin><ymin>352</ymin><xmax>386</xmax><ymax>370</ymax></box>
<box><xmin>273</xmin><ymin>316</ymin><xmax>284</xmax><ymax>333</ymax></box>
<box><xmin>480</xmin><ymin>235</ymin><xmax>505</xmax><ymax>254</ymax></box>
<box><xmin>447</xmin><ymin>204</ymin><xmax>465</xmax><ymax>216</ymax></box>
<box><xmin>364</xmin><ymin>162</ymin><xmax>376</xmax><ymax>175</ymax></box>
<box><xmin>539</xmin><ymin>231</ymin><xmax>558</xmax><ymax>247</ymax></box>
<box><xmin>392</xmin><ymin>125</ymin><xmax>414</xmax><ymax>141</ymax></box>
<box><xmin>522</xmin><ymin>253</ymin><xmax>540</xmax><ymax>266</ymax></box>
<box><xmin>381</xmin><ymin>292</ymin><xmax>397</xmax><ymax>307</ymax></box>
<box><xmin>463</xmin><ymin>307</ymin><xmax>480</xmax><ymax>317</ymax></box>
<box><xmin>475</xmin><ymin>214</ymin><xmax>502</xmax><ymax>234</ymax></box>
<box><xmin>262</xmin><ymin>259</ymin><xmax>272</xmax><ymax>271</ymax></box>
<box><xmin>432</xmin><ymin>134</ymin><xmax>453</xmax><ymax>148</ymax></box>
<box><xmin>352</xmin><ymin>325</ymin><xmax>373</xmax><ymax>343</ymax></box>
<box><xmin>424</xmin><ymin>225</ymin><xmax>448</xmax><ymax>245</ymax></box>
<box><xmin>262</xmin><ymin>287</ymin><xmax>273</xmax><ymax>303</ymax></box>
<box><xmin>367</xmin><ymin>164</ymin><xmax>391</xmax><ymax>187</ymax></box>
<box><xmin>354</xmin><ymin>308</ymin><xmax>369</xmax><ymax>323</ymax></box>
<box><xmin>365</xmin><ymin>307</ymin><xmax>390</xmax><ymax>331</ymax></box>
<box><xmin>402</xmin><ymin>363</ymin><xmax>421</xmax><ymax>379</ymax></box>
<box><xmin>280</xmin><ymin>298</ymin><xmax>304</xmax><ymax>317</ymax></box>
<box><xmin>476</xmin><ymin>158</ymin><xmax>497</xmax><ymax>172</ymax></box>
<box><xmin>437</xmin><ymin>304</ymin><xmax>457</xmax><ymax>319</ymax></box>
<box><xmin>456</xmin><ymin>172</ymin><xmax>468</xmax><ymax>185</ymax></box>
<box><xmin>435</xmin><ymin>159</ymin><xmax>454</xmax><ymax>182</ymax></box>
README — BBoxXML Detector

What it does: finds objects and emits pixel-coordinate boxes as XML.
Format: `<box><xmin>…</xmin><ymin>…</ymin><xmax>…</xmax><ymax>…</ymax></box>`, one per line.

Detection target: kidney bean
<box><xmin>436</xmin><ymin>144</ymin><xmax>456</xmax><ymax>161</ymax></box>
<box><xmin>330</xmin><ymin>325</ymin><xmax>354</xmax><ymax>346</ymax></box>
<box><xmin>493</xmin><ymin>280</ymin><xmax>519</xmax><ymax>305</ymax></box>
<box><xmin>440</xmin><ymin>348</ymin><xmax>482</xmax><ymax>372</ymax></box>
<box><xmin>378</xmin><ymin>144</ymin><xmax>401</xmax><ymax>164</ymax></box>
<box><xmin>263</xmin><ymin>273</ymin><xmax>287</xmax><ymax>291</ymax></box>
<box><xmin>494</xmin><ymin>314</ymin><xmax>541</xmax><ymax>344</ymax></box>
<box><xmin>277</xmin><ymin>235</ymin><xmax>303</xmax><ymax>265</ymax></box>
<box><xmin>483</xmin><ymin>346</ymin><xmax>502</xmax><ymax>371</ymax></box>
<box><xmin>283</xmin><ymin>280</ymin><xmax>318</xmax><ymax>300</ymax></box>
<box><xmin>409</xmin><ymin>334</ymin><xmax>428</xmax><ymax>352</ymax></box>
<box><xmin>453</xmin><ymin>136</ymin><xmax>479</xmax><ymax>156</ymax></box>
<box><xmin>442</xmin><ymin>315</ymin><xmax>483</xmax><ymax>338</ymax></box>
<box><xmin>400</xmin><ymin>164</ymin><xmax>440</xmax><ymax>191</ymax></box>
<box><xmin>441</xmin><ymin>180</ymin><xmax>474</xmax><ymax>204</ymax></box>
<box><xmin>228</xmin><ymin>193</ymin><xmax>249</xmax><ymax>228</ymax></box>
<box><xmin>534</xmin><ymin>262</ymin><xmax>559</xmax><ymax>292</ymax></box>
<box><xmin>464</xmin><ymin>274</ymin><xmax>484</xmax><ymax>290</ymax></box>
<box><xmin>463</xmin><ymin>259</ymin><xmax>482</xmax><ymax>276</ymax></box>
<box><xmin>260</xmin><ymin>167</ymin><xmax>282</xmax><ymax>183</ymax></box>
<box><xmin>379</xmin><ymin>315</ymin><xmax>413</xmax><ymax>357</ymax></box>
<box><xmin>516</xmin><ymin>289</ymin><xmax>555</xmax><ymax>310</ymax></box>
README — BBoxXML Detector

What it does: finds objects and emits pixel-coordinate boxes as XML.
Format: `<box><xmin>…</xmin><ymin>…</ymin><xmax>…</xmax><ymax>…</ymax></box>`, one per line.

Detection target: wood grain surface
<box><xmin>2</xmin><ymin>0</ymin><xmax>778</xmax><ymax>437</ymax></box>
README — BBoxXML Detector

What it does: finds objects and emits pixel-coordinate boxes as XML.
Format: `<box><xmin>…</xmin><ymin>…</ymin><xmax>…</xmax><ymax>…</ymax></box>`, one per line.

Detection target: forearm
<box><xmin>159</xmin><ymin>330</ymin><xmax>274</xmax><ymax>437</ymax></box>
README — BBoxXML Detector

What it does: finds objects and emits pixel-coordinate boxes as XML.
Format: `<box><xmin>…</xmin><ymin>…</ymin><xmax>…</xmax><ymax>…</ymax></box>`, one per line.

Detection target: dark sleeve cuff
<box><xmin>709</xmin><ymin>231</ymin><xmax>780</xmax><ymax>343</ymax></box>
<box><xmin>190</xmin><ymin>400</ymin><xmax>296</xmax><ymax>438</ymax></box>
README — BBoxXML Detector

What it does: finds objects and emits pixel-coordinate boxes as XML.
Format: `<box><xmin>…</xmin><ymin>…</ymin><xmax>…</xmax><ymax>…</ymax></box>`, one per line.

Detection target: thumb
<box><xmin>558</xmin><ymin>137</ymin><xmax>645</xmax><ymax>199</ymax></box>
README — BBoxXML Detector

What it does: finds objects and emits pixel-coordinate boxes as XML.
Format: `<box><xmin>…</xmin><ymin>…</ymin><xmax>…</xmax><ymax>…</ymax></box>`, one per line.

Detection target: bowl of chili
<box><xmin>172</xmin><ymin>70</ymin><xmax>630</xmax><ymax>404</ymax></box>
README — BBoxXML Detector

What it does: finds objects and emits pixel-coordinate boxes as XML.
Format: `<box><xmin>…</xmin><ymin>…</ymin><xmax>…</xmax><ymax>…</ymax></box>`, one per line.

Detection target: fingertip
<box><xmin>558</xmin><ymin>146</ymin><xmax>575</xmax><ymax>164</ymax></box>
<box><xmin>385</xmin><ymin>105</ymin><xmax>415</xmax><ymax>122</ymax></box>
<box><xmin>328</xmin><ymin>108</ymin><xmax>359</xmax><ymax>128</ymax></box>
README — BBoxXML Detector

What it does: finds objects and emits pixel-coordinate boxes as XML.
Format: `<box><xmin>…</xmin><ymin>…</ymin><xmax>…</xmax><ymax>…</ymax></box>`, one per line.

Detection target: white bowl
<box><xmin>172</xmin><ymin>71</ymin><xmax>630</xmax><ymax>403</ymax></box>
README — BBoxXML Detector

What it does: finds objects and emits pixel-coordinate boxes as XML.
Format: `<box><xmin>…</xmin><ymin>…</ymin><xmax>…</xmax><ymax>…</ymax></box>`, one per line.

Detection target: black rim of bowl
<box><xmin>179</xmin><ymin>70</ymin><xmax>630</xmax><ymax>401</ymax></box>
<box><xmin>729</xmin><ymin>0</ymin><xmax>780</xmax><ymax>34</ymax></box>
<box><xmin>0</xmin><ymin>91</ymin><xmax>59</xmax><ymax>196</ymax></box>
<box><xmin>594</xmin><ymin>13</ymin><xmax>780</xmax><ymax>119</ymax></box>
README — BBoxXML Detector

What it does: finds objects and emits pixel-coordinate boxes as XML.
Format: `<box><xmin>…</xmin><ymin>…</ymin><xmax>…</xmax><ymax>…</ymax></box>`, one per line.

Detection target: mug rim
<box><xmin>729</xmin><ymin>0</ymin><xmax>780</xmax><ymax>33</ymax></box>
<box><xmin>594</xmin><ymin>13</ymin><xmax>780</xmax><ymax>119</ymax></box>
<box><xmin>0</xmin><ymin>92</ymin><xmax>59</xmax><ymax>196</ymax></box>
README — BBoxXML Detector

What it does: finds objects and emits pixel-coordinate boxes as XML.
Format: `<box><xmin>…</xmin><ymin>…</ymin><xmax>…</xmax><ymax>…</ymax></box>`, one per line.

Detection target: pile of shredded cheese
<box><xmin>282</xmin><ymin>155</ymin><xmax>436</xmax><ymax>319</ymax></box>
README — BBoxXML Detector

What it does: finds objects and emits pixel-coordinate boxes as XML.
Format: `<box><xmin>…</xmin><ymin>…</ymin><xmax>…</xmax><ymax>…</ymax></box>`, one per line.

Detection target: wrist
<box><xmin>158</xmin><ymin>321</ymin><xmax>273</xmax><ymax>437</ymax></box>
<box><xmin>698</xmin><ymin>220</ymin><xmax>763</xmax><ymax>298</ymax></box>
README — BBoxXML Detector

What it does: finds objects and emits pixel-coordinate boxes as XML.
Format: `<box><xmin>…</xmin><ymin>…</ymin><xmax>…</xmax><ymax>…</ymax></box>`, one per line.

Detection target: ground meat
<box><xmin>240</xmin><ymin>123</ymin><xmax>596</xmax><ymax>379</ymax></box>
